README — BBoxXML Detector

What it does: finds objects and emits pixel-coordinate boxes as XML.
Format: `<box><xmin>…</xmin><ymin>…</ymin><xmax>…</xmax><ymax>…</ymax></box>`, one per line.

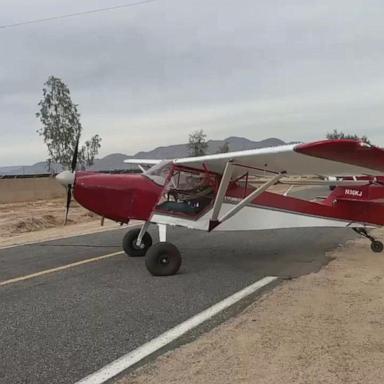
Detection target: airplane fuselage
<box><xmin>72</xmin><ymin>171</ymin><xmax>384</xmax><ymax>232</ymax></box>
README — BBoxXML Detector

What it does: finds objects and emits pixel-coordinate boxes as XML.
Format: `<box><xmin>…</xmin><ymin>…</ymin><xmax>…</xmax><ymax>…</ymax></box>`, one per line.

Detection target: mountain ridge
<box><xmin>1</xmin><ymin>136</ymin><xmax>293</xmax><ymax>175</ymax></box>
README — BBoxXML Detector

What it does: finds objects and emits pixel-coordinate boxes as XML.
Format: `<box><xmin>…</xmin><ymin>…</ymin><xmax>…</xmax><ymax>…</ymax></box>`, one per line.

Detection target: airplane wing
<box><xmin>173</xmin><ymin>140</ymin><xmax>384</xmax><ymax>177</ymax></box>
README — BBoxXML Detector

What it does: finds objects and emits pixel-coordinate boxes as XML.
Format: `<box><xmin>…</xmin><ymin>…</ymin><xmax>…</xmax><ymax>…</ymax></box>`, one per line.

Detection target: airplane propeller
<box><xmin>56</xmin><ymin>135</ymin><xmax>80</xmax><ymax>225</ymax></box>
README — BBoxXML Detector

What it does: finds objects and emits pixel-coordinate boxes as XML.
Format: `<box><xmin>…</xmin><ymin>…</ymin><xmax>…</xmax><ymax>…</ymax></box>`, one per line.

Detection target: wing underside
<box><xmin>173</xmin><ymin>140</ymin><xmax>384</xmax><ymax>177</ymax></box>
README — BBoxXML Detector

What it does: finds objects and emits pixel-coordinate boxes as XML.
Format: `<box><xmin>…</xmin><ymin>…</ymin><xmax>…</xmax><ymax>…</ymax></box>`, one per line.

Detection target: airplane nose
<box><xmin>56</xmin><ymin>170</ymin><xmax>75</xmax><ymax>186</ymax></box>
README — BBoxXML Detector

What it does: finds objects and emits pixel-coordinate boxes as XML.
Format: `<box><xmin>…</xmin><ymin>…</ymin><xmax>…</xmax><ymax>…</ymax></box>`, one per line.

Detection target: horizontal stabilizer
<box><xmin>124</xmin><ymin>159</ymin><xmax>162</xmax><ymax>165</ymax></box>
<box><xmin>278</xmin><ymin>179</ymin><xmax>368</xmax><ymax>187</ymax></box>
<box><xmin>336</xmin><ymin>197</ymin><xmax>384</xmax><ymax>203</ymax></box>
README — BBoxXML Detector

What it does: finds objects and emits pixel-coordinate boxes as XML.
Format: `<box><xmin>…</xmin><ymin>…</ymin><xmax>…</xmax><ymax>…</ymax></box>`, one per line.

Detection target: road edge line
<box><xmin>75</xmin><ymin>275</ymin><xmax>278</xmax><ymax>384</ymax></box>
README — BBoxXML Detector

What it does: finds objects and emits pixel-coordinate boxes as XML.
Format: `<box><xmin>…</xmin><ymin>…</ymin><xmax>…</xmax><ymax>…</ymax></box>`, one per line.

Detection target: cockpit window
<box><xmin>154</xmin><ymin>167</ymin><xmax>218</xmax><ymax>217</ymax></box>
<box><xmin>144</xmin><ymin>161</ymin><xmax>173</xmax><ymax>186</ymax></box>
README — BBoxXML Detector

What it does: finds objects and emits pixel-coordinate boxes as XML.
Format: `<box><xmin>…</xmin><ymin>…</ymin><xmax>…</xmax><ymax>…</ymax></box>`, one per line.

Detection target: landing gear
<box><xmin>123</xmin><ymin>223</ymin><xmax>182</xmax><ymax>275</ymax></box>
<box><xmin>122</xmin><ymin>228</ymin><xmax>152</xmax><ymax>257</ymax></box>
<box><xmin>353</xmin><ymin>228</ymin><xmax>384</xmax><ymax>253</ymax></box>
<box><xmin>144</xmin><ymin>224</ymin><xmax>181</xmax><ymax>276</ymax></box>
<box><xmin>371</xmin><ymin>241</ymin><xmax>384</xmax><ymax>253</ymax></box>
<box><xmin>145</xmin><ymin>242</ymin><xmax>182</xmax><ymax>276</ymax></box>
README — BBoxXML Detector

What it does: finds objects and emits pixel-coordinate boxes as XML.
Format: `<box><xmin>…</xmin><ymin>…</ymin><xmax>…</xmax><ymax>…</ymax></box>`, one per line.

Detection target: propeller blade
<box><xmin>61</xmin><ymin>133</ymin><xmax>80</xmax><ymax>225</ymax></box>
<box><xmin>64</xmin><ymin>184</ymin><xmax>72</xmax><ymax>225</ymax></box>
<box><xmin>71</xmin><ymin>134</ymin><xmax>80</xmax><ymax>173</ymax></box>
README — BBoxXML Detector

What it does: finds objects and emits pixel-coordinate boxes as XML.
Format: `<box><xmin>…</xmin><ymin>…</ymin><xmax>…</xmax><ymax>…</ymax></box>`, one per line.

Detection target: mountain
<box><xmin>0</xmin><ymin>137</ymin><xmax>290</xmax><ymax>175</ymax></box>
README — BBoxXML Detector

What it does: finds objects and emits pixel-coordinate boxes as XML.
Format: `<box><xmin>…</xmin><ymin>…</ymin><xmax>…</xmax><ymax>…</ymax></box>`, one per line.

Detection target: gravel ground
<box><xmin>0</xmin><ymin>198</ymin><xmax>98</xmax><ymax>238</ymax></box>
<box><xmin>118</xmin><ymin>228</ymin><xmax>384</xmax><ymax>384</ymax></box>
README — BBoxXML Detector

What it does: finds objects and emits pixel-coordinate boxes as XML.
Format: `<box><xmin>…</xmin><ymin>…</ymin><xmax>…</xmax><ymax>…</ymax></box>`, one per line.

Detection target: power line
<box><xmin>0</xmin><ymin>0</ymin><xmax>161</xmax><ymax>30</ymax></box>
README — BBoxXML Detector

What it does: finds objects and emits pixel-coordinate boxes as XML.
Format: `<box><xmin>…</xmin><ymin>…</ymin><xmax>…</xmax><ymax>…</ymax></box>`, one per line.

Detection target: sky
<box><xmin>1</xmin><ymin>0</ymin><xmax>384</xmax><ymax>166</ymax></box>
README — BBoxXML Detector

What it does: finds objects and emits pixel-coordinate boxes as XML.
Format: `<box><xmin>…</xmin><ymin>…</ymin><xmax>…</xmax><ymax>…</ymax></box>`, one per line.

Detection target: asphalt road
<box><xmin>0</xmin><ymin>187</ymin><xmax>357</xmax><ymax>384</ymax></box>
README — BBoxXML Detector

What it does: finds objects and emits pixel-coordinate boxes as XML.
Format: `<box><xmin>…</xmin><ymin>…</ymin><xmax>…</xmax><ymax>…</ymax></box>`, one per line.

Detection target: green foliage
<box><xmin>79</xmin><ymin>134</ymin><xmax>102</xmax><ymax>170</ymax></box>
<box><xmin>188</xmin><ymin>129</ymin><xmax>208</xmax><ymax>157</ymax></box>
<box><xmin>217</xmin><ymin>141</ymin><xmax>230</xmax><ymax>153</ymax></box>
<box><xmin>326</xmin><ymin>129</ymin><xmax>370</xmax><ymax>144</ymax></box>
<box><xmin>36</xmin><ymin>76</ymin><xmax>102</xmax><ymax>170</ymax></box>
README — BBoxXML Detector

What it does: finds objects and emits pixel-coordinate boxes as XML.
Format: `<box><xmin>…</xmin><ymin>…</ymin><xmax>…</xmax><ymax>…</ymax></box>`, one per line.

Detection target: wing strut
<box><xmin>211</xmin><ymin>161</ymin><xmax>234</xmax><ymax>222</ymax></box>
<box><xmin>209</xmin><ymin>171</ymin><xmax>285</xmax><ymax>231</ymax></box>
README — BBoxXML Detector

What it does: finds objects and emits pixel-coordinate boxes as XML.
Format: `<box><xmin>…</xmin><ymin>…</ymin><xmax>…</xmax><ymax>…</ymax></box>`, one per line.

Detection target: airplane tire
<box><xmin>145</xmin><ymin>242</ymin><xmax>182</xmax><ymax>276</ymax></box>
<box><xmin>122</xmin><ymin>229</ymin><xmax>152</xmax><ymax>257</ymax></box>
<box><xmin>371</xmin><ymin>241</ymin><xmax>384</xmax><ymax>253</ymax></box>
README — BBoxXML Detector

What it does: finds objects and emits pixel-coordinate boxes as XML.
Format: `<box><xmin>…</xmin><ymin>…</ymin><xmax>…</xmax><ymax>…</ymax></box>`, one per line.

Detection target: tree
<box><xmin>217</xmin><ymin>141</ymin><xmax>230</xmax><ymax>153</ymax></box>
<box><xmin>79</xmin><ymin>134</ymin><xmax>102</xmax><ymax>170</ymax></box>
<box><xmin>188</xmin><ymin>129</ymin><xmax>208</xmax><ymax>156</ymax></box>
<box><xmin>36</xmin><ymin>76</ymin><xmax>102</xmax><ymax>170</ymax></box>
<box><xmin>326</xmin><ymin>129</ymin><xmax>370</xmax><ymax>144</ymax></box>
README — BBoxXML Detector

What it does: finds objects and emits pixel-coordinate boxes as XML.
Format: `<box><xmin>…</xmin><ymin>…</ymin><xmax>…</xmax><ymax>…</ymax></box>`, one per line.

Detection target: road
<box><xmin>0</xmin><ymin>187</ymin><xmax>357</xmax><ymax>384</ymax></box>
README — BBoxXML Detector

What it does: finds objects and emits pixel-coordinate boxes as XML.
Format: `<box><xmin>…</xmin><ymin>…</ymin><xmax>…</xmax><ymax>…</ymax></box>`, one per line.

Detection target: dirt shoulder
<box><xmin>0</xmin><ymin>198</ymin><xmax>97</xmax><ymax>238</ymax></box>
<box><xmin>0</xmin><ymin>198</ymin><xmax>131</xmax><ymax>248</ymax></box>
<box><xmin>118</xmin><ymin>229</ymin><xmax>384</xmax><ymax>384</ymax></box>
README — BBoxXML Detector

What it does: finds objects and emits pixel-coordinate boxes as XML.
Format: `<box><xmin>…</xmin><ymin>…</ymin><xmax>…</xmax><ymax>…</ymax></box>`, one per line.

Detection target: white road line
<box><xmin>75</xmin><ymin>275</ymin><xmax>278</xmax><ymax>384</ymax></box>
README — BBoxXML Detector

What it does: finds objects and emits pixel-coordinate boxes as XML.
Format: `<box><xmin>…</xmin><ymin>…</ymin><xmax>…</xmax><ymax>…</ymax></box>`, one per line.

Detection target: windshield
<box><xmin>144</xmin><ymin>161</ymin><xmax>173</xmax><ymax>186</ymax></box>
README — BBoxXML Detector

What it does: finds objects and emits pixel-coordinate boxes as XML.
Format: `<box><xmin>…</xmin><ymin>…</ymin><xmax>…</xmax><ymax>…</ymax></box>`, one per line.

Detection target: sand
<box><xmin>0</xmin><ymin>198</ymin><xmax>98</xmax><ymax>236</ymax></box>
<box><xmin>0</xmin><ymin>198</ymin><xmax>129</xmax><ymax>248</ymax></box>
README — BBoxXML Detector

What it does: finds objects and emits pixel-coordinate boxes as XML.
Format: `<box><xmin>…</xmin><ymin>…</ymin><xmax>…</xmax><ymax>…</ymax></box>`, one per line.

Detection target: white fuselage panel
<box><xmin>151</xmin><ymin>204</ymin><xmax>374</xmax><ymax>232</ymax></box>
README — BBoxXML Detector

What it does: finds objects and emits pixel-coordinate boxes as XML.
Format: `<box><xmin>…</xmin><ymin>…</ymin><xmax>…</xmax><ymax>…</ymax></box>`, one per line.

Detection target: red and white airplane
<box><xmin>56</xmin><ymin>139</ymin><xmax>384</xmax><ymax>276</ymax></box>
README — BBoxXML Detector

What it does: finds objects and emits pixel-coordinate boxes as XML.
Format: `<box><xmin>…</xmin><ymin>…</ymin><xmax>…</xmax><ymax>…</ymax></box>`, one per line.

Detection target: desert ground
<box><xmin>0</xmin><ymin>198</ymin><xmax>124</xmax><ymax>248</ymax></box>
<box><xmin>0</xmin><ymin>198</ymin><xmax>96</xmax><ymax>237</ymax></box>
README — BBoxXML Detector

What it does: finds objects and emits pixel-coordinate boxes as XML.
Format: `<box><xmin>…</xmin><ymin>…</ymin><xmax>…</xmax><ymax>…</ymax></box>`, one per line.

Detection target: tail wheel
<box><xmin>122</xmin><ymin>228</ymin><xmax>152</xmax><ymax>257</ymax></box>
<box><xmin>371</xmin><ymin>241</ymin><xmax>384</xmax><ymax>253</ymax></box>
<box><xmin>145</xmin><ymin>242</ymin><xmax>182</xmax><ymax>276</ymax></box>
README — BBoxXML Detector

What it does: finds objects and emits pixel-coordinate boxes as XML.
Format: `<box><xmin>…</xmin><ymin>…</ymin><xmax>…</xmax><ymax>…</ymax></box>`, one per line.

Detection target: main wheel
<box><xmin>371</xmin><ymin>240</ymin><xmax>384</xmax><ymax>253</ymax></box>
<box><xmin>145</xmin><ymin>242</ymin><xmax>182</xmax><ymax>276</ymax></box>
<box><xmin>122</xmin><ymin>228</ymin><xmax>152</xmax><ymax>257</ymax></box>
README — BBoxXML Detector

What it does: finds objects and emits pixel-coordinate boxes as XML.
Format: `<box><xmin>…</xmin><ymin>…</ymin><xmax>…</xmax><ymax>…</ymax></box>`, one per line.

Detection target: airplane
<box><xmin>56</xmin><ymin>139</ymin><xmax>384</xmax><ymax>276</ymax></box>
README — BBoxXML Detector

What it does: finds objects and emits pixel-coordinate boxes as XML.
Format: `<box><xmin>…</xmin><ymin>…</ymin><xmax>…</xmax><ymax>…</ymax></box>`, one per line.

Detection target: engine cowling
<box><xmin>73</xmin><ymin>173</ymin><xmax>163</xmax><ymax>223</ymax></box>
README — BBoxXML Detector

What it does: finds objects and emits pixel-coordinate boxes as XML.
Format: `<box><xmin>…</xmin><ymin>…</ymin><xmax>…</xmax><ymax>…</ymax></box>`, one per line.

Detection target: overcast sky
<box><xmin>1</xmin><ymin>0</ymin><xmax>384</xmax><ymax>165</ymax></box>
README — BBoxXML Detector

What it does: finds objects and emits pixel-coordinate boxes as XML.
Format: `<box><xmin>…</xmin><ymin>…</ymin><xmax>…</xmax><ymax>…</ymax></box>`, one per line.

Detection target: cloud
<box><xmin>1</xmin><ymin>0</ymin><xmax>384</xmax><ymax>165</ymax></box>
